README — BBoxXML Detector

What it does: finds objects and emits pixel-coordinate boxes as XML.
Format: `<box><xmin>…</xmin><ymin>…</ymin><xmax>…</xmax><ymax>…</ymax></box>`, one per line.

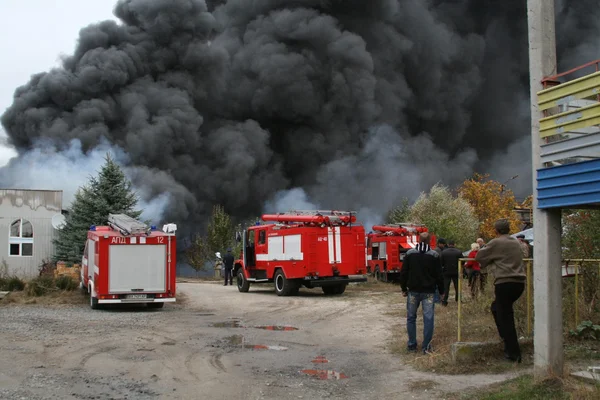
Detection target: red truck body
<box><xmin>234</xmin><ymin>210</ymin><xmax>368</xmax><ymax>296</ymax></box>
<box><xmin>366</xmin><ymin>224</ymin><xmax>436</xmax><ymax>282</ymax></box>
<box><xmin>80</xmin><ymin>214</ymin><xmax>177</xmax><ymax>309</ymax></box>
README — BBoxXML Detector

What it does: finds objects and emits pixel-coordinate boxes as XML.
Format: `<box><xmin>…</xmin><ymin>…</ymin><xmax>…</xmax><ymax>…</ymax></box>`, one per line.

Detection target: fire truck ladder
<box><xmin>373</xmin><ymin>223</ymin><xmax>426</xmax><ymax>235</ymax></box>
<box><xmin>287</xmin><ymin>210</ymin><xmax>357</xmax><ymax>226</ymax></box>
<box><xmin>108</xmin><ymin>214</ymin><xmax>151</xmax><ymax>236</ymax></box>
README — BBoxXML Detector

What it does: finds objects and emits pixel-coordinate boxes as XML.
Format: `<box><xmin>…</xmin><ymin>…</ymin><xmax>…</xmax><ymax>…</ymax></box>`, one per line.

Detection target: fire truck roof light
<box><xmin>90</xmin><ymin>225</ymin><xmax>96</xmax><ymax>231</ymax></box>
<box><xmin>151</xmin><ymin>225</ymin><xmax>157</xmax><ymax>230</ymax></box>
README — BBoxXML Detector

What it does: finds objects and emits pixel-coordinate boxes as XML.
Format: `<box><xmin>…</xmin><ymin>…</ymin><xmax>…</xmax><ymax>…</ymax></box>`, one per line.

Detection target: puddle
<box><xmin>311</xmin><ymin>356</ymin><xmax>329</xmax><ymax>363</ymax></box>
<box><xmin>301</xmin><ymin>369</ymin><xmax>348</xmax><ymax>380</ymax></box>
<box><xmin>195</xmin><ymin>313</ymin><xmax>216</xmax><ymax>316</ymax></box>
<box><xmin>254</xmin><ymin>325</ymin><xmax>298</xmax><ymax>331</ymax></box>
<box><xmin>212</xmin><ymin>321</ymin><xmax>245</xmax><ymax>328</ymax></box>
<box><xmin>161</xmin><ymin>341</ymin><xmax>176</xmax><ymax>346</ymax></box>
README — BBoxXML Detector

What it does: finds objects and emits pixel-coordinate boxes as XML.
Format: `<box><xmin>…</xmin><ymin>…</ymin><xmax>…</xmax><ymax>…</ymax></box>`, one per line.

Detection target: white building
<box><xmin>0</xmin><ymin>189</ymin><xmax>63</xmax><ymax>277</ymax></box>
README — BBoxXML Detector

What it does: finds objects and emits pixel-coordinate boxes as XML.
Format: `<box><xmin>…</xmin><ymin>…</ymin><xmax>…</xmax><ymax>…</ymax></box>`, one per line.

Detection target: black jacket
<box><xmin>441</xmin><ymin>247</ymin><xmax>463</xmax><ymax>276</ymax></box>
<box><xmin>399</xmin><ymin>244</ymin><xmax>444</xmax><ymax>294</ymax></box>
<box><xmin>223</xmin><ymin>253</ymin><xmax>234</xmax><ymax>269</ymax></box>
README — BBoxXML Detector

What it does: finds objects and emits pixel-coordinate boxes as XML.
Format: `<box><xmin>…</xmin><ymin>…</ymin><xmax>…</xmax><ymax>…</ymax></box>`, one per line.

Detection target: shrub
<box><xmin>5</xmin><ymin>276</ymin><xmax>25</xmax><ymax>291</ymax></box>
<box><xmin>38</xmin><ymin>259</ymin><xmax>56</xmax><ymax>277</ymax></box>
<box><xmin>55</xmin><ymin>275</ymin><xmax>77</xmax><ymax>291</ymax></box>
<box><xmin>26</xmin><ymin>276</ymin><xmax>56</xmax><ymax>297</ymax></box>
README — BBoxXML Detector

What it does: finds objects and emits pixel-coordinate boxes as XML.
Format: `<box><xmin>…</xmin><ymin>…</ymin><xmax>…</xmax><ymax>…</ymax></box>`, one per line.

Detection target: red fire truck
<box><xmin>80</xmin><ymin>214</ymin><xmax>177</xmax><ymax>309</ymax></box>
<box><xmin>366</xmin><ymin>223</ymin><xmax>435</xmax><ymax>282</ymax></box>
<box><xmin>234</xmin><ymin>210</ymin><xmax>368</xmax><ymax>296</ymax></box>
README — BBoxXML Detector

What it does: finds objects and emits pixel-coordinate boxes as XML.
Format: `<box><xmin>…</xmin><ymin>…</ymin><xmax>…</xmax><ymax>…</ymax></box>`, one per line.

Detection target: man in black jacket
<box><xmin>399</xmin><ymin>232</ymin><xmax>445</xmax><ymax>354</ymax></box>
<box><xmin>223</xmin><ymin>248</ymin><xmax>235</xmax><ymax>286</ymax></box>
<box><xmin>441</xmin><ymin>240</ymin><xmax>463</xmax><ymax>306</ymax></box>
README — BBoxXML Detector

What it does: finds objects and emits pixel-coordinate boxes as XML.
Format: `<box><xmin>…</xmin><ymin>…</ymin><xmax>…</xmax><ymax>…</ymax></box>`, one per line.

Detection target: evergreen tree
<box><xmin>186</xmin><ymin>205</ymin><xmax>237</xmax><ymax>272</ymax></box>
<box><xmin>53</xmin><ymin>154</ymin><xmax>142</xmax><ymax>263</ymax></box>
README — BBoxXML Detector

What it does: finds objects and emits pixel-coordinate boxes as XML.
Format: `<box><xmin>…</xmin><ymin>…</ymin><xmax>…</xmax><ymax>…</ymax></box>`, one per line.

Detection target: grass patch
<box><xmin>448</xmin><ymin>375</ymin><xmax>600</xmax><ymax>400</ymax></box>
<box><xmin>0</xmin><ymin>289</ymin><xmax>88</xmax><ymax>306</ymax></box>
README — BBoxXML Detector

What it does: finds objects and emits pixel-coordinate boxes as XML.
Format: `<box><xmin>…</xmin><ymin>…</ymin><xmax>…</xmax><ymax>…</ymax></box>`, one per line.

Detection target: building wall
<box><xmin>0</xmin><ymin>189</ymin><xmax>63</xmax><ymax>278</ymax></box>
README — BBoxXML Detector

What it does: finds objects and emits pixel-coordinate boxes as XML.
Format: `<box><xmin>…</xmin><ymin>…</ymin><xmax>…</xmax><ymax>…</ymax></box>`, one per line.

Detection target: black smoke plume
<box><xmin>1</xmin><ymin>0</ymin><xmax>597</xmax><ymax>230</ymax></box>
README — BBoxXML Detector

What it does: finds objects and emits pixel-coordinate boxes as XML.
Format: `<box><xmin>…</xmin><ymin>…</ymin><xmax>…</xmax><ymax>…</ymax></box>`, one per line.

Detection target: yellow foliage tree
<box><xmin>458</xmin><ymin>173</ymin><xmax>521</xmax><ymax>240</ymax></box>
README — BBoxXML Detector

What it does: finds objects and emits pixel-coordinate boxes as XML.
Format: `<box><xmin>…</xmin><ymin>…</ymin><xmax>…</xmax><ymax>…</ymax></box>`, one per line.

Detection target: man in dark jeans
<box><xmin>441</xmin><ymin>240</ymin><xmax>463</xmax><ymax>306</ymax></box>
<box><xmin>399</xmin><ymin>232</ymin><xmax>445</xmax><ymax>354</ymax></box>
<box><xmin>476</xmin><ymin>219</ymin><xmax>526</xmax><ymax>363</ymax></box>
<box><xmin>223</xmin><ymin>248</ymin><xmax>234</xmax><ymax>286</ymax></box>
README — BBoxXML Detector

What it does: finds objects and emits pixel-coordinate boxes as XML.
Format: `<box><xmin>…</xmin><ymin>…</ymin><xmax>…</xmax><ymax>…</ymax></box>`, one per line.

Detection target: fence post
<box><xmin>575</xmin><ymin>261</ymin><xmax>580</xmax><ymax>328</ymax></box>
<box><xmin>458</xmin><ymin>259</ymin><xmax>462</xmax><ymax>342</ymax></box>
<box><xmin>527</xmin><ymin>259</ymin><xmax>532</xmax><ymax>336</ymax></box>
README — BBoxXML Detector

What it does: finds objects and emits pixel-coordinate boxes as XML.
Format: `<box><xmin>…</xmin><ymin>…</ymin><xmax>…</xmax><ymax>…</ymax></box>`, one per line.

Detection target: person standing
<box><xmin>476</xmin><ymin>219</ymin><xmax>526</xmax><ymax>363</ymax></box>
<box><xmin>441</xmin><ymin>240</ymin><xmax>463</xmax><ymax>306</ymax></box>
<box><xmin>223</xmin><ymin>248</ymin><xmax>235</xmax><ymax>286</ymax></box>
<box><xmin>432</xmin><ymin>238</ymin><xmax>446</xmax><ymax>303</ymax></box>
<box><xmin>476</xmin><ymin>237</ymin><xmax>488</xmax><ymax>292</ymax></box>
<box><xmin>464</xmin><ymin>243</ymin><xmax>481</xmax><ymax>298</ymax></box>
<box><xmin>399</xmin><ymin>232</ymin><xmax>445</xmax><ymax>354</ymax></box>
<box><xmin>516</xmin><ymin>234</ymin><xmax>530</xmax><ymax>258</ymax></box>
<box><xmin>215</xmin><ymin>252</ymin><xmax>224</xmax><ymax>279</ymax></box>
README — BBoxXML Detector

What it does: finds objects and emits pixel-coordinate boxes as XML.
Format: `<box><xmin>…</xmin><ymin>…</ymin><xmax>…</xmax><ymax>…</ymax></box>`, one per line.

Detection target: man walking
<box><xmin>399</xmin><ymin>232</ymin><xmax>445</xmax><ymax>354</ymax></box>
<box><xmin>476</xmin><ymin>219</ymin><xmax>526</xmax><ymax>363</ymax></box>
<box><xmin>223</xmin><ymin>248</ymin><xmax>234</xmax><ymax>286</ymax></box>
<box><xmin>441</xmin><ymin>240</ymin><xmax>463</xmax><ymax>306</ymax></box>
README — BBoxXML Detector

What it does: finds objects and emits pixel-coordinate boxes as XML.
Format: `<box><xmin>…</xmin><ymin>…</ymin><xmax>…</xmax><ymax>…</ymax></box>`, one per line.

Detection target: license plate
<box><xmin>127</xmin><ymin>294</ymin><xmax>147</xmax><ymax>299</ymax></box>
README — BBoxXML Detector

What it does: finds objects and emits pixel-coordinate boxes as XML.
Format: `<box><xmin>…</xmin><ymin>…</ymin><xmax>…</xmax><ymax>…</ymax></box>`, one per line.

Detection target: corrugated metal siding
<box><xmin>0</xmin><ymin>190</ymin><xmax>63</xmax><ymax>278</ymax></box>
<box><xmin>537</xmin><ymin>159</ymin><xmax>600</xmax><ymax>208</ymax></box>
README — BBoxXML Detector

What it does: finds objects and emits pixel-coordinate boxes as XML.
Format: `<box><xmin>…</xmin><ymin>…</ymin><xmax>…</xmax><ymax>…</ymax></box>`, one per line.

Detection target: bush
<box><xmin>5</xmin><ymin>276</ymin><xmax>25</xmax><ymax>291</ymax></box>
<box><xmin>38</xmin><ymin>259</ymin><xmax>56</xmax><ymax>277</ymax></box>
<box><xmin>55</xmin><ymin>275</ymin><xmax>77</xmax><ymax>291</ymax></box>
<box><xmin>26</xmin><ymin>276</ymin><xmax>56</xmax><ymax>297</ymax></box>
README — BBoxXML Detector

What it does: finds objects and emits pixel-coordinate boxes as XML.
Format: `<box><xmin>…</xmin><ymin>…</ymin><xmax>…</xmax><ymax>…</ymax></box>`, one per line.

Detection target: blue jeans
<box><xmin>406</xmin><ymin>292</ymin><xmax>435</xmax><ymax>352</ymax></box>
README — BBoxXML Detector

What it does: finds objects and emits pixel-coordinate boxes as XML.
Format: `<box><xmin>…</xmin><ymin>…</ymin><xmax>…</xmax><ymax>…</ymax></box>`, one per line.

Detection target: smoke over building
<box><xmin>0</xmin><ymin>0</ymin><xmax>597</xmax><ymax>228</ymax></box>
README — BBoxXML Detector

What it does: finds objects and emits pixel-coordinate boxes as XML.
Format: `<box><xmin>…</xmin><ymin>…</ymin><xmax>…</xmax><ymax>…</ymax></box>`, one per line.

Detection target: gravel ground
<box><xmin>0</xmin><ymin>282</ymin><xmax>520</xmax><ymax>399</ymax></box>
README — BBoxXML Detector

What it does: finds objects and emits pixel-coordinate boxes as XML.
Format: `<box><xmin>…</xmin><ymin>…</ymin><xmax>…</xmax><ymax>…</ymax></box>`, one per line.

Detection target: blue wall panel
<box><xmin>537</xmin><ymin>159</ymin><xmax>600</xmax><ymax>209</ymax></box>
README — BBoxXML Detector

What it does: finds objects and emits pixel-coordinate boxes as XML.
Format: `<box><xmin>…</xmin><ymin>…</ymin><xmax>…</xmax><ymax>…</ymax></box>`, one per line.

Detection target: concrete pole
<box><xmin>527</xmin><ymin>0</ymin><xmax>564</xmax><ymax>378</ymax></box>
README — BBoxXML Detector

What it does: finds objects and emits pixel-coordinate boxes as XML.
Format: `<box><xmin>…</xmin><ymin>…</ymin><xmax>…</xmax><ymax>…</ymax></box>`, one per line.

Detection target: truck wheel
<box><xmin>274</xmin><ymin>270</ymin><xmax>296</xmax><ymax>296</ymax></box>
<box><xmin>147</xmin><ymin>302</ymin><xmax>164</xmax><ymax>309</ymax></box>
<box><xmin>237</xmin><ymin>270</ymin><xmax>250</xmax><ymax>293</ymax></box>
<box><xmin>89</xmin><ymin>289</ymin><xmax>99</xmax><ymax>310</ymax></box>
<box><xmin>322</xmin><ymin>284</ymin><xmax>346</xmax><ymax>295</ymax></box>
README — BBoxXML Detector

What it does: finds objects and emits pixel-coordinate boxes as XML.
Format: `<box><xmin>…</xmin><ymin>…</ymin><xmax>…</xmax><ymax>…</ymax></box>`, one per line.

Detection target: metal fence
<box><xmin>456</xmin><ymin>258</ymin><xmax>600</xmax><ymax>342</ymax></box>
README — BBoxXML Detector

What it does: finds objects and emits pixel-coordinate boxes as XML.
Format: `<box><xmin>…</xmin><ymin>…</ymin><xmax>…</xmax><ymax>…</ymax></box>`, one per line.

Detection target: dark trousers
<box><xmin>491</xmin><ymin>282</ymin><xmax>525</xmax><ymax>358</ymax></box>
<box><xmin>224</xmin><ymin>268</ymin><xmax>233</xmax><ymax>285</ymax></box>
<box><xmin>443</xmin><ymin>274</ymin><xmax>459</xmax><ymax>304</ymax></box>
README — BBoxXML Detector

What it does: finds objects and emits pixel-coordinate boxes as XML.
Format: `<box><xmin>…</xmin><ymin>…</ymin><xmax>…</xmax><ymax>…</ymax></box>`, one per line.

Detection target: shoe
<box><xmin>504</xmin><ymin>353</ymin><xmax>522</xmax><ymax>363</ymax></box>
<box><xmin>407</xmin><ymin>346</ymin><xmax>417</xmax><ymax>352</ymax></box>
<box><xmin>442</xmin><ymin>301</ymin><xmax>448</xmax><ymax>307</ymax></box>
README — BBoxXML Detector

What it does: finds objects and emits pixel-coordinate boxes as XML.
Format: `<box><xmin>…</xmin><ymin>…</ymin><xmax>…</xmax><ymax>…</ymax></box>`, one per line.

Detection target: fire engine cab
<box><xmin>366</xmin><ymin>223</ymin><xmax>435</xmax><ymax>282</ymax></box>
<box><xmin>234</xmin><ymin>210</ymin><xmax>368</xmax><ymax>296</ymax></box>
<box><xmin>80</xmin><ymin>214</ymin><xmax>177</xmax><ymax>309</ymax></box>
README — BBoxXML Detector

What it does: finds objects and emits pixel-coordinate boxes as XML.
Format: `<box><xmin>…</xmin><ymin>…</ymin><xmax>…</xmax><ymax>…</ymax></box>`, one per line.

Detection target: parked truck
<box><xmin>80</xmin><ymin>214</ymin><xmax>177</xmax><ymax>309</ymax></box>
<box><xmin>234</xmin><ymin>210</ymin><xmax>368</xmax><ymax>296</ymax></box>
<box><xmin>366</xmin><ymin>223</ymin><xmax>436</xmax><ymax>282</ymax></box>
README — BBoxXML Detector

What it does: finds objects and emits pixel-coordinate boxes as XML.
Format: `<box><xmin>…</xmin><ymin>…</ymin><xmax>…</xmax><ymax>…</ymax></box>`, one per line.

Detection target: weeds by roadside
<box><xmin>447</xmin><ymin>374</ymin><xmax>600</xmax><ymax>400</ymax></box>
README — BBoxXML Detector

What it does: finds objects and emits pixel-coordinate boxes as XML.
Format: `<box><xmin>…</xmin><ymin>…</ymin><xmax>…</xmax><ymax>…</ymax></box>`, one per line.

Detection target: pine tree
<box><xmin>53</xmin><ymin>154</ymin><xmax>142</xmax><ymax>263</ymax></box>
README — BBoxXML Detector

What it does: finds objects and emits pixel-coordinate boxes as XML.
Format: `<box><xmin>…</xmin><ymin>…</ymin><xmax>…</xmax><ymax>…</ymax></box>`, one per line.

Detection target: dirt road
<box><xmin>0</xmin><ymin>282</ymin><xmax>518</xmax><ymax>399</ymax></box>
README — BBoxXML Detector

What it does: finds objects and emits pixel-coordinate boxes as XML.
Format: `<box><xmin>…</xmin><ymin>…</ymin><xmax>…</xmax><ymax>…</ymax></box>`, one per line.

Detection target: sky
<box><xmin>0</xmin><ymin>1</ymin><xmax>117</xmax><ymax>167</ymax></box>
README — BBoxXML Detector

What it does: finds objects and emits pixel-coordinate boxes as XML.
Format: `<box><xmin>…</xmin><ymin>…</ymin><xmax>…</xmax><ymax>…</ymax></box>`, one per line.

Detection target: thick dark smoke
<box><xmin>1</xmin><ymin>0</ymin><xmax>597</xmax><ymax>230</ymax></box>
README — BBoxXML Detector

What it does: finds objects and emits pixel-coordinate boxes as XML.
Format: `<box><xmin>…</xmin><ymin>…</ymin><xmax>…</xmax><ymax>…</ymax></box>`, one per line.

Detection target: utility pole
<box><xmin>527</xmin><ymin>0</ymin><xmax>564</xmax><ymax>378</ymax></box>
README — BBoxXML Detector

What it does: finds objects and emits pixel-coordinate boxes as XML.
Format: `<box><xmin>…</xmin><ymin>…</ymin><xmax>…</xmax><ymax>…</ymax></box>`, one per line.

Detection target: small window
<box><xmin>258</xmin><ymin>230</ymin><xmax>266</xmax><ymax>245</ymax></box>
<box><xmin>8</xmin><ymin>218</ymin><xmax>34</xmax><ymax>257</ymax></box>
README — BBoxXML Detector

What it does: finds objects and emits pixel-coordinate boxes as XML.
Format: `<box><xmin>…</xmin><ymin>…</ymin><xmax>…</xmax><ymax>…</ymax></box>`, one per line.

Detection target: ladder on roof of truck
<box><xmin>108</xmin><ymin>214</ymin><xmax>150</xmax><ymax>236</ymax></box>
<box><xmin>287</xmin><ymin>210</ymin><xmax>357</xmax><ymax>216</ymax></box>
